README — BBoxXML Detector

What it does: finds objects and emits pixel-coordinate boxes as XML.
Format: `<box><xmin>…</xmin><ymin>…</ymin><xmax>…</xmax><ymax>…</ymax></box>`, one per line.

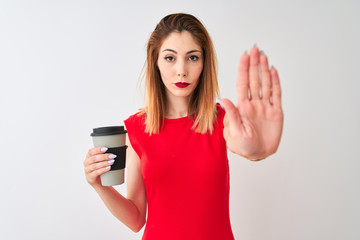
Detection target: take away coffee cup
<box><xmin>91</xmin><ymin>126</ymin><xmax>127</xmax><ymax>186</ymax></box>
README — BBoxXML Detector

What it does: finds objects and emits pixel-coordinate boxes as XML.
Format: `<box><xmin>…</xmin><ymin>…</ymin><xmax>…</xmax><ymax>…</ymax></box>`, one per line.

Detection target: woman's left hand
<box><xmin>222</xmin><ymin>46</ymin><xmax>284</xmax><ymax>160</ymax></box>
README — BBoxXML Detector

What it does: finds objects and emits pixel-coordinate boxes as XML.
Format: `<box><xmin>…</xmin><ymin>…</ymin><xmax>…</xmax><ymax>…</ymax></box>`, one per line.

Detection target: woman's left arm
<box><xmin>222</xmin><ymin>46</ymin><xmax>284</xmax><ymax>161</ymax></box>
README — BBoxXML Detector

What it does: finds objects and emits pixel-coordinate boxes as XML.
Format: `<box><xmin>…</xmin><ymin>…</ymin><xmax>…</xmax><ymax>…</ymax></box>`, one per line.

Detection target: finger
<box><xmin>270</xmin><ymin>67</ymin><xmax>282</xmax><ymax>108</ymax></box>
<box><xmin>249</xmin><ymin>46</ymin><xmax>261</xmax><ymax>100</ymax></box>
<box><xmin>84</xmin><ymin>152</ymin><xmax>116</xmax><ymax>169</ymax></box>
<box><xmin>221</xmin><ymin>98</ymin><xmax>243</xmax><ymax>132</ymax></box>
<box><xmin>85</xmin><ymin>159</ymin><xmax>115</xmax><ymax>174</ymax></box>
<box><xmin>87</xmin><ymin>165</ymin><xmax>112</xmax><ymax>180</ymax></box>
<box><xmin>86</xmin><ymin>146</ymin><xmax>108</xmax><ymax>158</ymax></box>
<box><xmin>237</xmin><ymin>52</ymin><xmax>250</xmax><ymax>102</ymax></box>
<box><xmin>89</xmin><ymin>153</ymin><xmax>117</xmax><ymax>165</ymax></box>
<box><xmin>260</xmin><ymin>52</ymin><xmax>271</xmax><ymax>101</ymax></box>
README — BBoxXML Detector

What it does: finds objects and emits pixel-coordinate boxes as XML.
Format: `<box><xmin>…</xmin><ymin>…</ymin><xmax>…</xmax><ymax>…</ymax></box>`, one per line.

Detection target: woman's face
<box><xmin>157</xmin><ymin>31</ymin><xmax>203</xmax><ymax>101</ymax></box>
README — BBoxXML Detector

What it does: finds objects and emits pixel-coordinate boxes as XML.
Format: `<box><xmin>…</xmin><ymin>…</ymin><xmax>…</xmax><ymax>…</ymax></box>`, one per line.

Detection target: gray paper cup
<box><xmin>91</xmin><ymin>126</ymin><xmax>127</xmax><ymax>186</ymax></box>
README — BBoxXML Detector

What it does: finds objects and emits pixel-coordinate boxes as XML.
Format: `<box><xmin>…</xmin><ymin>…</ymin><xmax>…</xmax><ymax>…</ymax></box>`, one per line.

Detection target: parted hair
<box><xmin>141</xmin><ymin>13</ymin><xmax>219</xmax><ymax>135</ymax></box>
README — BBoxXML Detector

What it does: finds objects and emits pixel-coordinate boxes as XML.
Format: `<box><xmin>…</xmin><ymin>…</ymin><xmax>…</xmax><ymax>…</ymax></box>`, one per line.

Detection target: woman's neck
<box><xmin>165</xmin><ymin>93</ymin><xmax>190</xmax><ymax>119</ymax></box>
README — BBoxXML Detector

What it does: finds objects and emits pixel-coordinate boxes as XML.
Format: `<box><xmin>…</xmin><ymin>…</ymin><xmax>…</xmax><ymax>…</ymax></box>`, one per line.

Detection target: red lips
<box><xmin>175</xmin><ymin>82</ymin><xmax>190</xmax><ymax>88</ymax></box>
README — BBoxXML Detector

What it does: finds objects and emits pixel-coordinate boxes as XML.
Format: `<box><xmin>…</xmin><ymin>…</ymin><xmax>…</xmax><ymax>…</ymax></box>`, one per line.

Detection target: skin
<box><xmin>83</xmin><ymin>30</ymin><xmax>284</xmax><ymax>232</ymax></box>
<box><xmin>222</xmin><ymin>47</ymin><xmax>283</xmax><ymax>160</ymax></box>
<box><xmin>157</xmin><ymin>30</ymin><xmax>204</xmax><ymax>118</ymax></box>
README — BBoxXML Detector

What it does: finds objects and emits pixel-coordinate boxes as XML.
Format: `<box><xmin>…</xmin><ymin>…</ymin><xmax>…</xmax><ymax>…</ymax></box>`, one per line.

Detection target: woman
<box><xmin>84</xmin><ymin>13</ymin><xmax>283</xmax><ymax>239</ymax></box>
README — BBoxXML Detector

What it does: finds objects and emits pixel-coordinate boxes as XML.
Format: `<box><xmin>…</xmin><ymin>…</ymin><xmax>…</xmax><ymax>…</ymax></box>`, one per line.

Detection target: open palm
<box><xmin>222</xmin><ymin>46</ymin><xmax>284</xmax><ymax>160</ymax></box>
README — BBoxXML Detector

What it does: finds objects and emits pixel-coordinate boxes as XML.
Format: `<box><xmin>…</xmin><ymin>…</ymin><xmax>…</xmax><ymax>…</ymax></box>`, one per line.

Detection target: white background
<box><xmin>1</xmin><ymin>0</ymin><xmax>359</xmax><ymax>239</ymax></box>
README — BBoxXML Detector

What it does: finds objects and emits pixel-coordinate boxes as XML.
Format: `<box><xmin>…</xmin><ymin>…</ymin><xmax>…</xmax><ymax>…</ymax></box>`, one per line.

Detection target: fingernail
<box><xmin>109</xmin><ymin>154</ymin><xmax>117</xmax><ymax>159</ymax></box>
<box><xmin>108</xmin><ymin>159</ymin><xmax>115</xmax><ymax>164</ymax></box>
<box><xmin>260</xmin><ymin>50</ymin><xmax>264</xmax><ymax>55</ymax></box>
<box><xmin>253</xmin><ymin>43</ymin><xmax>258</xmax><ymax>48</ymax></box>
<box><xmin>244</xmin><ymin>50</ymin><xmax>248</xmax><ymax>54</ymax></box>
<box><xmin>105</xmin><ymin>166</ymin><xmax>111</xmax><ymax>170</ymax></box>
<box><xmin>101</xmin><ymin>147</ymin><xmax>108</xmax><ymax>152</ymax></box>
<box><xmin>271</xmin><ymin>65</ymin><xmax>275</xmax><ymax>69</ymax></box>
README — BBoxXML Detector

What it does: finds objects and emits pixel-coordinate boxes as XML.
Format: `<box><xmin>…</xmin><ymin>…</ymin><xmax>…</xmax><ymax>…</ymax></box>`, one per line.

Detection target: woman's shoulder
<box><xmin>124</xmin><ymin>110</ymin><xmax>146</xmax><ymax>129</ymax></box>
<box><xmin>125</xmin><ymin>111</ymin><xmax>145</xmax><ymax>123</ymax></box>
<box><xmin>216</xmin><ymin>102</ymin><xmax>225</xmax><ymax>118</ymax></box>
<box><xmin>126</xmin><ymin>111</ymin><xmax>143</xmax><ymax>120</ymax></box>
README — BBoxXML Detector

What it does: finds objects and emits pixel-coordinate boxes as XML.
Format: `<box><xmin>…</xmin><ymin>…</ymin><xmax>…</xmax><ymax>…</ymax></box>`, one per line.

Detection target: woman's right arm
<box><xmin>83</xmin><ymin>134</ymin><xmax>147</xmax><ymax>232</ymax></box>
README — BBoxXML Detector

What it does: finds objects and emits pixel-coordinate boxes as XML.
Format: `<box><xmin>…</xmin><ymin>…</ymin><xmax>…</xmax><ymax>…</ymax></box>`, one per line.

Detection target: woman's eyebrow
<box><xmin>187</xmin><ymin>50</ymin><xmax>201</xmax><ymax>54</ymax></box>
<box><xmin>162</xmin><ymin>49</ymin><xmax>201</xmax><ymax>54</ymax></box>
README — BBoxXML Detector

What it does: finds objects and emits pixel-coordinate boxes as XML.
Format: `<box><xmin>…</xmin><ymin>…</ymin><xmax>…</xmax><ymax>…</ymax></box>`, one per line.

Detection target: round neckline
<box><xmin>164</xmin><ymin>115</ymin><xmax>190</xmax><ymax>123</ymax></box>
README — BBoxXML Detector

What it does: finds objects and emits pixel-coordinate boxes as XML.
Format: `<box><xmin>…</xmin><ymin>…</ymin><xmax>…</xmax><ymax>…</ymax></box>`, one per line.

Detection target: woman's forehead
<box><xmin>159</xmin><ymin>31</ymin><xmax>202</xmax><ymax>53</ymax></box>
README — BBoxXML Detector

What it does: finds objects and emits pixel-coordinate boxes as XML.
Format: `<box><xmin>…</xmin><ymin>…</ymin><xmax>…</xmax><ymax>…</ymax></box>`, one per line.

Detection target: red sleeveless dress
<box><xmin>124</xmin><ymin>104</ymin><xmax>235</xmax><ymax>240</ymax></box>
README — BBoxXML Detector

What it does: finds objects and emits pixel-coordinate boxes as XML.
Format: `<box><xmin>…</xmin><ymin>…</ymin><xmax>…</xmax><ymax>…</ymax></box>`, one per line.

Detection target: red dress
<box><xmin>124</xmin><ymin>104</ymin><xmax>235</xmax><ymax>240</ymax></box>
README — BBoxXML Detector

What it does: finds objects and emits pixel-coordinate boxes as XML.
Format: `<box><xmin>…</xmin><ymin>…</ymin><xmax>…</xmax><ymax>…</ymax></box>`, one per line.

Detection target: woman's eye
<box><xmin>189</xmin><ymin>55</ymin><xmax>199</xmax><ymax>61</ymax></box>
<box><xmin>164</xmin><ymin>56</ymin><xmax>174</xmax><ymax>62</ymax></box>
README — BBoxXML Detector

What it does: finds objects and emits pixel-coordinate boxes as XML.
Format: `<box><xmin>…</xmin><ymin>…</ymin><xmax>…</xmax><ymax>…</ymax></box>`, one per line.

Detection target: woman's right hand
<box><xmin>83</xmin><ymin>146</ymin><xmax>117</xmax><ymax>187</ymax></box>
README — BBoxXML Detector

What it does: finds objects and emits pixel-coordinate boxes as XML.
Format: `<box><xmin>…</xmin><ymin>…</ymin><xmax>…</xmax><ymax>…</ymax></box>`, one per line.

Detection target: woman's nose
<box><xmin>177</xmin><ymin>72</ymin><xmax>187</xmax><ymax>77</ymax></box>
<box><xmin>177</xmin><ymin>61</ymin><xmax>187</xmax><ymax>77</ymax></box>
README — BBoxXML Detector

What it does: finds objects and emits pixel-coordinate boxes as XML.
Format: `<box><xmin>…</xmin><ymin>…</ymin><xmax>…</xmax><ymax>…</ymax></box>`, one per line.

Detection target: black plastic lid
<box><xmin>91</xmin><ymin>126</ymin><xmax>127</xmax><ymax>136</ymax></box>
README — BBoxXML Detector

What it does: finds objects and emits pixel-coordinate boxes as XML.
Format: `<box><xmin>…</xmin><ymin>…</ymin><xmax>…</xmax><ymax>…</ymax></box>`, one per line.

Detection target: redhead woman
<box><xmin>84</xmin><ymin>13</ymin><xmax>283</xmax><ymax>240</ymax></box>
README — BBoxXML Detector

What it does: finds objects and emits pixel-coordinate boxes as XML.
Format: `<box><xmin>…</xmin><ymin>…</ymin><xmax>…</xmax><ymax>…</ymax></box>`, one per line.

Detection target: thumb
<box><xmin>221</xmin><ymin>98</ymin><xmax>243</xmax><ymax>132</ymax></box>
